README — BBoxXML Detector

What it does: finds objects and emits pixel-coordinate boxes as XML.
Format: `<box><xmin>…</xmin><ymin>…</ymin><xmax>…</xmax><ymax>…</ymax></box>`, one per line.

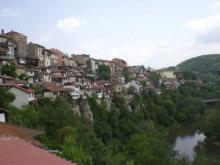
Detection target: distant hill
<box><xmin>176</xmin><ymin>54</ymin><xmax>220</xmax><ymax>84</ymax></box>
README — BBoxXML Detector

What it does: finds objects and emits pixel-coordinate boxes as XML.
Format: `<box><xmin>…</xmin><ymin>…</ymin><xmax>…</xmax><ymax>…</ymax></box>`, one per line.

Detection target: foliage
<box><xmin>18</xmin><ymin>73</ymin><xmax>28</xmax><ymax>81</ymax></box>
<box><xmin>122</xmin><ymin>67</ymin><xmax>132</xmax><ymax>83</ymax></box>
<box><xmin>149</xmin><ymin>72</ymin><xmax>160</xmax><ymax>87</ymax></box>
<box><xmin>60</xmin><ymin>136</ymin><xmax>92</xmax><ymax>165</ymax></box>
<box><xmin>1</xmin><ymin>63</ymin><xmax>16</xmax><ymax>77</ymax></box>
<box><xmin>125</xmin><ymin>134</ymin><xmax>171</xmax><ymax>165</ymax></box>
<box><xmin>204</xmin><ymin>106</ymin><xmax>220</xmax><ymax>138</ymax></box>
<box><xmin>97</xmin><ymin>64</ymin><xmax>111</xmax><ymax>80</ymax></box>
<box><xmin>6</xmin><ymin>78</ymin><xmax>220</xmax><ymax>164</ymax></box>
<box><xmin>0</xmin><ymin>87</ymin><xmax>15</xmax><ymax>109</ymax></box>
<box><xmin>177</xmin><ymin>54</ymin><xmax>220</xmax><ymax>84</ymax></box>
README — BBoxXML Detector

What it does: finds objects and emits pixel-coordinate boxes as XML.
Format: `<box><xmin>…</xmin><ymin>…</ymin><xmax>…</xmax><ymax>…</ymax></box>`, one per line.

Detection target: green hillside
<box><xmin>176</xmin><ymin>54</ymin><xmax>220</xmax><ymax>84</ymax></box>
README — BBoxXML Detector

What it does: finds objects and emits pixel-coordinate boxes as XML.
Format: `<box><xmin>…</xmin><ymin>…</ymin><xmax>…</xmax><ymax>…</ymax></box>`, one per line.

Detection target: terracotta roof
<box><xmin>12</xmin><ymin>85</ymin><xmax>33</xmax><ymax>94</ymax></box>
<box><xmin>0</xmin><ymin>123</ymin><xmax>43</xmax><ymax>147</ymax></box>
<box><xmin>42</xmin><ymin>82</ymin><xmax>70</xmax><ymax>92</ymax></box>
<box><xmin>0</xmin><ymin>137</ymin><xmax>76</xmax><ymax>165</ymax></box>
<box><xmin>0</xmin><ymin>84</ymin><xmax>33</xmax><ymax>93</ymax></box>
<box><xmin>49</xmin><ymin>48</ymin><xmax>64</xmax><ymax>56</ymax></box>
<box><xmin>5</xmin><ymin>31</ymin><xmax>21</xmax><ymax>36</ymax></box>
<box><xmin>89</xmin><ymin>85</ymin><xmax>105</xmax><ymax>91</ymax></box>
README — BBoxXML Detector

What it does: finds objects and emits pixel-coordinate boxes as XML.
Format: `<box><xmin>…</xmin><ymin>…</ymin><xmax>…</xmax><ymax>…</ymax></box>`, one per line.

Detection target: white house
<box><xmin>124</xmin><ymin>80</ymin><xmax>141</xmax><ymax>92</ymax></box>
<box><xmin>0</xmin><ymin>108</ymin><xmax>8</xmax><ymax>123</ymax></box>
<box><xmin>63</xmin><ymin>82</ymin><xmax>81</xmax><ymax>100</ymax></box>
<box><xmin>9</xmin><ymin>85</ymin><xmax>35</xmax><ymax>108</ymax></box>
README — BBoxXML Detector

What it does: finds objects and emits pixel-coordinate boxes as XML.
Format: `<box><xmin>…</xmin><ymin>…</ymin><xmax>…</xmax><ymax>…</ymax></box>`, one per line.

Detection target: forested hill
<box><xmin>176</xmin><ymin>54</ymin><xmax>220</xmax><ymax>84</ymax></box>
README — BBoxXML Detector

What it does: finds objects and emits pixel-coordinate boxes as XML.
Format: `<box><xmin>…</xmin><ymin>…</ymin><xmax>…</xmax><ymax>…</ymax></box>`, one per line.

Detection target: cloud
<box><xmin>210</xmin><ymin>1</ymin><xmax>220</xmax><ymax>11</ymax></box>
<box><xmin>56</xmin><ymin>17</ymin><xmax>85</xmax><ymax>33</ymax></box>
<box><xmin>35</xmin><ymin>13</ymin><xmax>220</xmax><ymax>69</ymax></box>
<box><xmin>183</xmin><ymin>14</ymin><xmax>220</xmax><ymax>34</ymax></box>
<box><xmin>183</xmin><ymin>14</ymin><xmax>220</xmax><ymax>44</ymax></box>
<box><xmin>0</xmin><ymin>8</ymin><xmax>22</xmax><ymax>17</ymax></box>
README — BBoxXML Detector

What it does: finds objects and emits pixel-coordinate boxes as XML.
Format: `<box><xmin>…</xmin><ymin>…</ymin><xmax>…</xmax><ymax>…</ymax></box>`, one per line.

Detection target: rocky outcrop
<box><xmin>72</xmin><ymin>105</ymin><xmax>81</xmax><ymax>117</ymax></box>
<box><xmin>79</xmin><ymin>100</ymin><xmax>93</xmax><ymax>122</ymax></box>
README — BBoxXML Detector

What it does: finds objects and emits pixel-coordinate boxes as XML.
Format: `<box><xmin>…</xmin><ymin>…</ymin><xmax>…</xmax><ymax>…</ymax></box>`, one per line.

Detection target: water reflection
<box><xmin>173</xmin><ymin>131</ymin><xmax>206</xmax><ymax>161</ymax></box>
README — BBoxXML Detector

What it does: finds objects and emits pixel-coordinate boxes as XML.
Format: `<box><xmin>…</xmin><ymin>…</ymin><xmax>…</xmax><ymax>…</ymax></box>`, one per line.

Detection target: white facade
<box><xmin>9</xmin><ymin>87</ymin><xmax>34</xmax><ymax>108</ymax></box>
<box><xmin>0</xmin><ymin>113</ymin><xmax>6</xmax><ymax>123</ymax></box>
<box><xmin>90</xmin><ymin>59</ymin><xmax>99</xmax><ymax>74</ymax></box>
<box><xmin>7</xmin><ymin>41</ymin><xmax>15</xmax><ymax>60</ymax></box>
<box><xmin>43</xmin><ymin>50</ymin><xmax>51</xmax><ymax>67</ymax></box>
<box><xmin>19</xmin><ymin>58</ymin><xmax>26</xmax><ymax>64</ymax></box>
<box><xmin>160</xmin><ymin>71</ymin><xmax>176</xmax><ymax>79</ymax></box>
<box><xmin>44</xmin><ymin>91</ymin><xmax>59</xmax><ymax>99</ymax></box>
<box><xmin>124</xmin><ymin>80</ymin><xmax>141</xmax><ymax>92</ymax></box>
<box><xmin>63</xmin><ymin>84</ymin><xmax>81</xmax><ymax>100</ymax></box>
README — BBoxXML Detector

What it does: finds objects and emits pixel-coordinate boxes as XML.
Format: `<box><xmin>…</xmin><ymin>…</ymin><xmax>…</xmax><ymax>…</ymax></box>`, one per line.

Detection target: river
<box><xmin>168</xmin><ymin>125</ymin><xmax>206</xmax><ymax>161</ymax></box>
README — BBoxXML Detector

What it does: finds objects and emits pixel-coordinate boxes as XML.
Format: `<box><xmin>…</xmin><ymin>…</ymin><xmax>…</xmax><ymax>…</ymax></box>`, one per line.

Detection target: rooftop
<box><xmin>0</xmin><ymin>137</ymin><xmax>76</xmax><ymax>165</ymax></box>
<box><xmin>0</xmin><ymin>123</ymin><xmax>43</xmax><ymax>147</ymax></box>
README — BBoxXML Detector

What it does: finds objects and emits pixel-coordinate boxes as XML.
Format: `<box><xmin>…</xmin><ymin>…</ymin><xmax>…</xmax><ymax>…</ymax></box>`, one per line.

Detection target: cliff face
<box><xmin>73</xmin><ymin>93</ymin><xmax>143</xmax><ymax>122</ymax></box>
<box><xmin>79</xmin><ymin>100</ymin><xmax>93</xmax><ymax>121</ymax></box>
<box><xmin>72</xmin><ymin>104</ymin><xmax>81</xmax><ymax>117</ymax></box>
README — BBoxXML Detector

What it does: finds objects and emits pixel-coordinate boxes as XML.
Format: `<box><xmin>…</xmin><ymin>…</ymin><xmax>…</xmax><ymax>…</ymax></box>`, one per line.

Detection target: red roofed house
<box><xmin>0</xmin><ymin>123</ymin><xmax>76</xmax><ymax>165</ymax></box>
<box><xmin>8</xmin><ymin>85</ymin><xmax>35</xmax><ymax>108</ymax></box>
<box><xmin>0</xmin><ymin>74</ymin><xmax>15</xmax><ymax>84</ymax></box>
<box><xmin>42</xmin><ymin>82</ymin><xmax>70</xmax><ymax>99</ymax></box>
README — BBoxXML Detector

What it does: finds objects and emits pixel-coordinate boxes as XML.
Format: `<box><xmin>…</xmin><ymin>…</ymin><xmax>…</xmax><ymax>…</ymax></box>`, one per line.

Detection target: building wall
<box><xmin>9</xmin><ymin>88</ymin><xmax>29</xmax><ymax>108</ymax></box>
<box><xmin>44</xmin><ymin>91</ymin><xmax>58</xmax><ymax>99</ymax></box>
<box><xmin>0</xmin><ymin>113</ymin><xmax>6</xmax><ymax>123</ymax></box>
<box><xmin>6</xmin><ymin>32</ymin><xmax>28</xmax><ymax>58</ymax></box>
<box><xmin>160</xmin><ymin>71</ymin><xmax>176</xmax><ymax>79</ymax></box>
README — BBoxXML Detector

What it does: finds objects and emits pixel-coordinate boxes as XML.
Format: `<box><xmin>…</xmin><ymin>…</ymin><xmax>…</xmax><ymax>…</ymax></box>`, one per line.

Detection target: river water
<box><xmin>168</xmin><ymin>125</ymin><xmax>206</xmax><ymax>161</ymax></box>
<box><xmin>173</xmin><ymin>131</ymin><xmax>206</xmax><ymax>160</ymax></box>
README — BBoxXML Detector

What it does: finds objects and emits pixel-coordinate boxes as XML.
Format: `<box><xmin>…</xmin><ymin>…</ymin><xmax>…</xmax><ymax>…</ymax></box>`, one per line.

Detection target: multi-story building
<box><xmin>0</xmin><ymin>30</ymin><xmax>16</xmax><ymax>65</ymax></box>
<box><xmin>111</xmin><ymin>58</ymin><xmax>127</xmax><ymax>74</ymax></box>
<box><xmin>90</xmin><ymin>58</ymin><xmax>99</xmax><ymax>74</ymax></box>
<box><xmin>43</xmin><ymin>49</ymin><xmax>51</xmax><ymax>67</ymax></box>
<box><xmin>49</xmin><ymin>48</ymin><xmax>64</xmax><ymax>66</ymax></box>
<box><xmin>5</xmin><ymin>31</ymin><xmax>28</xmax><ymax>65</ymax></box>
<box><xmin>27</xmin><ymin>42</ymin><xmax>51</xmax><ymax>67</ymax></box>
<box><xmin>0</xmin><ymin>34</ymin><xmax>9</xmax><ymax>64</ymax></box>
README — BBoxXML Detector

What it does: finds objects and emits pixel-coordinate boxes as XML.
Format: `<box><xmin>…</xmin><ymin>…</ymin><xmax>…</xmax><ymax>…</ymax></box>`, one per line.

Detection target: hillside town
<box><xmin>0</xmin><ymin>30</ymin><xmax>216</xmax><ymax>165</ymax></box>
<box><xmin>0</xmin><ymin>29</ymin><xmax>186</xmax><ymax>109</ymax></box>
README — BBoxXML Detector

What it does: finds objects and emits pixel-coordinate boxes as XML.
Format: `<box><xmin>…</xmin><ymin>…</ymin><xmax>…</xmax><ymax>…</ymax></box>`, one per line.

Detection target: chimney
<box><xmin>1</xmin><ymin>29</ymin><xmax>4</xmax><ymax>35</ymax></box>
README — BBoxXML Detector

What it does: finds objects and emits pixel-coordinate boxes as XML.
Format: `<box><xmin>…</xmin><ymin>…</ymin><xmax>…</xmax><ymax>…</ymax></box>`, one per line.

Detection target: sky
<box><xmin>1</xmin><ymin>0</ymin><xmax>220</xmax><ymax>68</ymax></box>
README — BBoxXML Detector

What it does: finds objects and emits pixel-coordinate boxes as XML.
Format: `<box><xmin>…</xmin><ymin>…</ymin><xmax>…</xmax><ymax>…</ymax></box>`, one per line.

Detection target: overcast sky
<box><xmin>1</xmin><ymin>0</ymin><xmax>220</xmax><ymax>68</ymax></box>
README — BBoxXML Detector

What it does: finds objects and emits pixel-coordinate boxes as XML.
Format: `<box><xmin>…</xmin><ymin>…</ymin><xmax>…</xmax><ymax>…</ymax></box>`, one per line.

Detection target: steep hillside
<box><xmin>176</xmin><ymin>54</ymin><xmax>220</xmax><ymax>84</ymax></box>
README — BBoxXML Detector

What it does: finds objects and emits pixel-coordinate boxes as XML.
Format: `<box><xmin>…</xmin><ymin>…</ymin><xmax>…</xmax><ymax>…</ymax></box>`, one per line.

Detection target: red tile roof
<box><xmin>0</xmin><ymin>123</ymin><xmax>43</xmax><ymax>147</ymax></box>
<box><xmin>0</xmin><ymin>84</ymin><xmax>33</xmax><ymax>94</ymax></box>
<box><xmin>42</xmin><ymin>82</ymin><xmax>70</xmax><ymax>92</ymax></box>
<box><xmin>5</xmin><ymin>31</ymin><xmax>21</xmax><ymax>36</ymax></box>
<box><xmin>0</xmin><ymin>137</ymin><xmax>76</xmax><ymax>165</ymax></box>
<box><xmin>49</xmin><ymin>48</ymin><xmax>64</xmax><ymax>56</ymax></box>
<box><xmin>12</xmin><ymin>85</ymin><xmax>33</xmax><ymax>94</ymax></box>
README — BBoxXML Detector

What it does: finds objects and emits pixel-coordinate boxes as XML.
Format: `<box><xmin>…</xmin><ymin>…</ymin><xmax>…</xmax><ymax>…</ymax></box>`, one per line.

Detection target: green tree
<box><xmin>97</xmin><ymin>64</ymin><xmax>111</xmax><ymax>80</ymax></box>
<box><xmin>0</xmin><ymin>87</ymin><xmax>15</xmax><ymax>108</ymax></box>
<box><xmin>205</xmin><ymin>107</ymin><xmax>220</xmax><ymax>138</ymax></box>
<box><xmin>1</xmin><ymin>63</ymin><xmax>16</xmax><ymax>77</ymax></box>
<box><xmin>149</xmin><ymin>72</ymin><xmax>160</xmax><ymax>87</ymax></box>
<box><xmin>60</xmin><ymin>136</ymin><xmax>92</xmax><ymax>165</ymax></box>
<box><xmin>126</xmin><ymin>134</ymin><xmax>171</xmax><ymax>165</ymax></box>
<box><xmin>18</xmin><ymin>73</ymin><xmax>28</xmax><ymax>81</ymax></box>
<box><xmin>122</xmin><ymin>67</ymin><xmax>132</xmax><ymax>83</ymax></box>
